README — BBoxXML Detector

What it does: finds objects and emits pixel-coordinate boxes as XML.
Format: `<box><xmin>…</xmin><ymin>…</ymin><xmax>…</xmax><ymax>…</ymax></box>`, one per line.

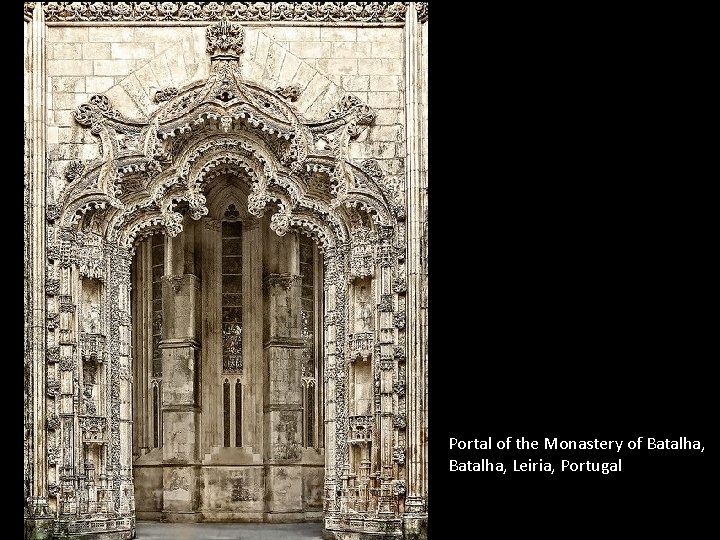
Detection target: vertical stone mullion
<box><xmin>378</xmin><ymin>258</ymin><xmax>395</xmax><ymax>515</ymax></box>
<box><xmin>315</xmin><ymin>247</ymin><xmax>324</xmax><ymax>450</ymax></box>
<box><xmin>144</xmin><ymin>239</ymin><xmax>153</xmax><ymax>449</ymax></box>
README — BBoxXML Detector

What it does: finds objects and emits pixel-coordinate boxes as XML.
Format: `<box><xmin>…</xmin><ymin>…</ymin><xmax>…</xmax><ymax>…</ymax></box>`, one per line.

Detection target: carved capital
<box><xmin>393</xmin><ymin>379</ymin><xmax>406</xmax><ymax>397</ymax></box>
<box><xmin>46</xmin><ymin>413</ymin><xmax>60</xmax><ymax>431</ymax></box>
<box><xmin>24</xmin><ymin>3</ymin><xmax>35</xmax><ymax>20</ymax></box>
<box><xmin>26</xmin><ymin>497</ymin><xmax>51</xmax><ymax>518</ymax></box>
<box><xmin>59</xmin><ymin>295</ymin><xmax>75</xmax><ymax>313</ymax></box>
<box><xmin>417</xmin><ymin>3</ymin><xmax>429</xmax><ymax>23</ymax></box>
<box><xmin>270</xmin><ymin>211</ymin><xmax>291</xmax><ymax>236</ymax></box>
<box><xmin>202</xmin><ymin>217</ymin><xmax>221</xmax><ymax>232</ymax></box>
<box><xmin>163</xmin><ymin>275</ymin><xmax>185</xmax><ymax>294</ymax></box>
<box><xmin>350</xmin><ymin>227</ymin><xmax>375</xmax><ymax>278</ymax></box>
<box><xmin>380</xmin><ymin>358</ymin><xmax>394</xmax><ymax>371</ymax></box>
<box><xmin>264</xmin><ymin>273</ymin><xmax>301</xmax><ymax>292</ymax></box>
<box><xmin>245</xmin><ymin>192</ymin><xmax>266</xmax><ymax>220</ymax></box>
<box><xmin>392</xmin><ymin>274</ymin><xmax>407</xmax><ymax>294</ymax></box>
<box><xmin>79</xmin><ymin>333</ymin><xmax>106</xmax><ymax>363</ymax></box>
<box><xmin>59</xmin><ymin>356</ymin><xmax>76</xmax><ymax>371</ymax></box>
<box><xmin>46</xmin><ymin>346</ymin><xmax>60</xmax><ymax>364</ymax></box>
<box><xmin>46</xmin><ymin>278</ymin><xmax>60</xmax><ymax>297</ymax></box>
<box><xmin>46</xmin><ymin>312</ymin><xmax>59</xmax><ymax>331</ymax></box>
<box><xmin>46</xmin><ymin>378</ymin><xmax>61</xmax><ymax>398</ymax></box>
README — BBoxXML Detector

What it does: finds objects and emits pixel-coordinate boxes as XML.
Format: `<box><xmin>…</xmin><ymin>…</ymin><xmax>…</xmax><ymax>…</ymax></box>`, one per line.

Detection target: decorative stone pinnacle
<box><xmin>206</xmin><ymin>18</ymin><xmax>245</xmax><ymax>58</ymax></box>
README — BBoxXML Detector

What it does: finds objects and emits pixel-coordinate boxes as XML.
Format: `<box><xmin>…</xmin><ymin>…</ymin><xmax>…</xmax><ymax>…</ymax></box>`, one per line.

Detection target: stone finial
<box><xmin>206</xmin><ymin>18</ymin><xmax>245</xmax><ymax>58</ymax></box>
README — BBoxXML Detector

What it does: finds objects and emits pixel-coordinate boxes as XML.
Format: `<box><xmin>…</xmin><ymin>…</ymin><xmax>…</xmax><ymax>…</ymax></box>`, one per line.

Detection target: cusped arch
<box><xmin>205</xmin><ymin>175</ymin><xmax>253</xmax><ymax>222</ymax></box>
<box><xmin>56</xmin><ymin>17</ymin><xmax>400</xmax><ymax>277</ymax></box>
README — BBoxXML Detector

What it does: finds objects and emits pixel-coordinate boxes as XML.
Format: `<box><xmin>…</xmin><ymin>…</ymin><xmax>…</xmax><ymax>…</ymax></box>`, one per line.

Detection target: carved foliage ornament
<box><xmin>154</xmin><ymin>87</ymin><xmax>179</xmax><ymax>103</ymax></box>
<box><xmin>206</xmin><ymin>18</ymin><xmax>244</xmax><ymax>56</ymax></box>
<box><xmin>41</xmin><ymin>3</ymin><xmax>426</xmax><ymax>23</ymax></box>
<box><xmin>265</xmin><ymin>273</ymin><xmax>301</xmax><ymax>291</ymax></box>
<box><xmin>73</xmin><ymin>95</ymin><xmax>120</xmax><ymax>135</ymax></box>
<box><xmin>46</xmin><ymin>346</ymin><xmax>60</xmax><ymax>364</ymax></box>
<box><xmin>276</xmin><ymin>85</ymin><xmax>301</xmax><ymax>102</ymax></box>
<box><xmin>65</xmin><ymin>160</ymin><xmax>85</xmax><ymax>183</ymax></box>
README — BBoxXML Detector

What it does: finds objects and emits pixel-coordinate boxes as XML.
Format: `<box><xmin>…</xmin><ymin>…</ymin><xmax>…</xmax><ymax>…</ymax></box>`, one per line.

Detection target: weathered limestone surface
<box><xmin>25</xmin><ymin>3</ymin><xmax>427</xmax><ymax>539</ymax></box>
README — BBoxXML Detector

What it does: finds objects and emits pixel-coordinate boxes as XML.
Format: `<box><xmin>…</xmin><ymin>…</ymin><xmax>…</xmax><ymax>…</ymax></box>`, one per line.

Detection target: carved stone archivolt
<box><xmin>40</xmin><ymin>15</ymin><xmax>411</xmax><ymax>537</ymax></box>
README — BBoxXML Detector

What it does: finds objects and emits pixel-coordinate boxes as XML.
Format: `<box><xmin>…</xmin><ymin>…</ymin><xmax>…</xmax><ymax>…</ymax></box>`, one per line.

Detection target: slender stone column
<box><xmin>262</xmin><ymin>228</ymin><xmax>305</xmax><ymax>521</ymax></box>
<box><xmin>200</xmin><ymin>217</ymin><xmax>221</xmax><ymax>455</ymax></box>
<box><xmin>26</xmin><ymin>5</ymin><xmax>54</xmax><ymax>537</ymax></box>
<box><xmin>323</xmin><ymin>253</ymin><xmax>338</xmax><ymax>516</ymax></box>
<box><xmin>404</xmin><ymin>2</ymin><xmax>429</xmax><ymax>533</ymax></box>
<box><xmin>243</xmin><ymin>220</ymin><xmax>263</xmax><ymax>453</ymax></box>
<box><xmin>160</xmin><ymin>220</ymin><xmax>201</xmax><ymax>521</ymax></box>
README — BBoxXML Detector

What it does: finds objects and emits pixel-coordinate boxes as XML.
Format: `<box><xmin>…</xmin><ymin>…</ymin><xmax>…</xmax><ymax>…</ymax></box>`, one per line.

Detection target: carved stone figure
<box><xmin>356</xmin><ymin>285</ymin><xmax>373</xmax><ymax>332</ymax></box>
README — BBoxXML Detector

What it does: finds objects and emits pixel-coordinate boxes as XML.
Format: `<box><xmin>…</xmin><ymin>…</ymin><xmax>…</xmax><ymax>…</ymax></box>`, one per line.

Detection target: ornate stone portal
<box><xmin>25</xmin><ymin>4</ymin><xmax>427</xmax><ymax>540</ymax></box>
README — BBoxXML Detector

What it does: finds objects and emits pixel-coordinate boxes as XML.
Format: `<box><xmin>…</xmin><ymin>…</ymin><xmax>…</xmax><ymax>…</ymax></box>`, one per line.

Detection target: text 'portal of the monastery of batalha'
<box><xmin>24</xmin><ymin>3</ymin><xmax>427</xmax><ymax>539</ymax></box>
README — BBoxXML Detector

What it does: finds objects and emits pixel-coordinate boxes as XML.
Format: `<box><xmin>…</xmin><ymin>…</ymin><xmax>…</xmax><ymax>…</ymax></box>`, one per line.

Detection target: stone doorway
<box><xmin>130</xmin><ymin>180</ymin><xmax>325</xmax><ymax>522</ymax></box>
<box><xmin>27</xmin><ymin>11</ymin><xmax>424</xmax><ymax>537</ymax></box>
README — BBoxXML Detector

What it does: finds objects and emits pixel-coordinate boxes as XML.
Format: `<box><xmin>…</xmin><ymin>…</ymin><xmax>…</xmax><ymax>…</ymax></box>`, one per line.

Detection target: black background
<box><xmin>427</xmin><ymin>5</ymin><xmax>712</xmax><ymax>537</ymax></box>
<box><xmin>17</xmin><ymin>4</ymin><xmax>713</xmax><ymax>537</ymax></box>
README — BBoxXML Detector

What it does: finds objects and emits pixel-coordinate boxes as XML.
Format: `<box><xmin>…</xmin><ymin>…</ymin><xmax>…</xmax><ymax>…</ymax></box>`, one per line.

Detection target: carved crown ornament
<box><xmin>56</xmin><ymin>17</ymin><xmax>399</xmax><ymax>257</ymax></box>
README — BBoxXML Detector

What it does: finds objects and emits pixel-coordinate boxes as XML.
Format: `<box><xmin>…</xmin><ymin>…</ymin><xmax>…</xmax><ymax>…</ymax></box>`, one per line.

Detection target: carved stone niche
<box><xmin>350</xmin><ymin>277</ymin><xmax>374</xmax><ymax>361</ymax></box>
<box><xmin>79</xmin><ymin>416</ymin><xmax>107</xmax><ymax>443</ymax></box>
<box><xmin>348</xmin><ymin>415</ymin><xmax>373</xmax><ymax>444</ymax></box>
<box><xmin>80</xmin><ymin>333</ymin><xmax>106</xmax><ymax>363</ymax></box>
<box><xmin>349</xmin><ymin>332</ymin><xmax>374</xmax><ymax>362</ymax></box>
<box><xmin>350</xmin><ymin>227</ymin><xmax>376</xmax><ymax>279</ymax></box>
<box><xmin>79</xmin><ymin>301</ymin><xmax>105</xmax><ymax>362</ymax></box>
